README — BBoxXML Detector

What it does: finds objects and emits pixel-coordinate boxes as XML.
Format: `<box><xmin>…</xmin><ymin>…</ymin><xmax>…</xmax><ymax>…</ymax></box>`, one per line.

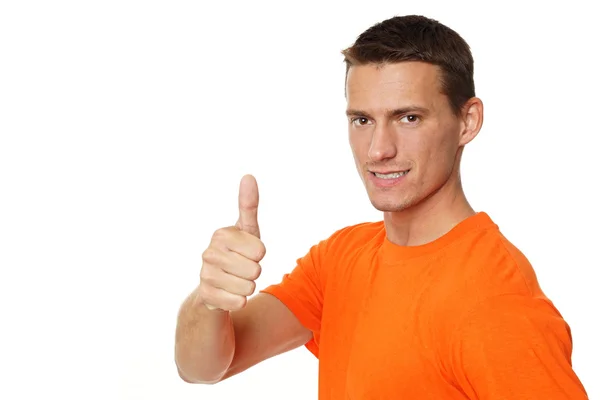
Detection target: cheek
<box><xmin>423</xmin><ymin>138</ymin><xmax>459</xmax><ymax>180</ymax></box>
<box><xmin>410</xmin><ymin>132</ymin><xmax>456</xmax><ymax>177</ymax></box>
<box><xmin>348</xmin><ymin>131</ymin><xmax>370</xmax><ymax>161</ymax></box>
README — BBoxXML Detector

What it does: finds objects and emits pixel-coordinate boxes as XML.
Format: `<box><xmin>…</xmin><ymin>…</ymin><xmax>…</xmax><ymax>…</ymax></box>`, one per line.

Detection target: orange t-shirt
<box><xmin>261</xmin><ymin>212</ymin><xmax>588</xmax><ymax>399</ymax></box>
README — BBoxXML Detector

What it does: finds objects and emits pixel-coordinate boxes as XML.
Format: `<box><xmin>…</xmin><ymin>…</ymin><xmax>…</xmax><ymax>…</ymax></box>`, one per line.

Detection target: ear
<box><xmin>459</xmin><ymin>97</ymin><xmax>484</xmax><ymax>146</ymax></box>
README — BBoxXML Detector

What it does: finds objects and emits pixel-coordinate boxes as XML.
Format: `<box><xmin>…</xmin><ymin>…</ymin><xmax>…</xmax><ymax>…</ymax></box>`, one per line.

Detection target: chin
<box><xmin>368</xmin><ymin>196</ymin><xmax>414</xmax><ymax>213</ymax></box>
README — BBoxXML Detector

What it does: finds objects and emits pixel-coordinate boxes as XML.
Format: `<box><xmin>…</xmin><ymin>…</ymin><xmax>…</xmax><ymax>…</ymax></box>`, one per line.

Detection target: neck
<box><xmin>383</xmin><ymin>172</ymin><xmax>475</xmax><ymax>247</ymax></box>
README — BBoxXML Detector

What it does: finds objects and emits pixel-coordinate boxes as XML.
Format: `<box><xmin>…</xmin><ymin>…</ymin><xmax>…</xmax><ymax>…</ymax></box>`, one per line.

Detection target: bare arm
<box><xmin>174</xmin><ymin>286</ymin><xmax>235</xmax><ymax>383</ymax></box>
<box><xmin>174</xmin><ymin>175</ymin><xmax>312</xmax><ymax>384</ymax></box>
<box><xmin>222</xmin><ymin>292</ymin><xmax>312</xmax><ymax>380</ymax></box>
<box><xmin>175</xmin><ymin>291</ymin><xmax>311</xmax><ymax>383</ymax></box>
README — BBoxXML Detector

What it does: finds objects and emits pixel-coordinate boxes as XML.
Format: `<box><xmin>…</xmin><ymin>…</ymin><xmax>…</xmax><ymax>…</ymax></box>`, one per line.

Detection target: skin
<box><xmin>175</xmin><ymin>61</ymin><xmax>484</xmax><ymax>384</ymax></box>
<box><xmin>175</xmin><ymin>175</ymin><xmax>311</xmax><ymax>383</ymax></box>
<box><xmin>346</xmin><ymin>61</ymin><xmax>484</xmax><ymax>246</ymax></box>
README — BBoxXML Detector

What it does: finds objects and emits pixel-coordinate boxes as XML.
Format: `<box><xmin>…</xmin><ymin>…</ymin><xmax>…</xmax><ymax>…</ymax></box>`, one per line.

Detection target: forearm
<box><xmin>175</xmin><ymin>286</ymin><xmax>235</xmax><ymax>383</ymax></box>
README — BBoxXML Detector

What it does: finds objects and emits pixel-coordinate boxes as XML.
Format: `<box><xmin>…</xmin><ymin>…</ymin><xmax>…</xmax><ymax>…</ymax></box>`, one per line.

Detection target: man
<box><xmin>174</xmin><ymin>15</ymin><xmax>588</xmax><ymax>399</ymax></box>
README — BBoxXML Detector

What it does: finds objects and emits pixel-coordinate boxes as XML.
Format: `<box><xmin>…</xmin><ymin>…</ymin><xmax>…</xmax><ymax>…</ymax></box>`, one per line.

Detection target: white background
<box><xmin>1</xmin><ymin>1</ymin><xmax>598</xmax><ymax>399</ymax></box>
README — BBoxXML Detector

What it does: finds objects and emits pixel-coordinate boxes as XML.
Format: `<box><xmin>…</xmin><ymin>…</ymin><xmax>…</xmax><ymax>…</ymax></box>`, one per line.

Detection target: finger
<box><xmin>236</xmin><ymin>174</ymin><xmax>260</xmax><ymax>238</ymax></box>
<box><xmin>220</xmin><ymin>251</ymin><xmax>262</xmax><ymax>281</ymax></box>
<box><xmin>221</xmin><ymin>230</ymin><xmax>266</xmax><ymax>262</ymax></box>
<box><xmin>211</xmin><ymin>268</ymin><xmax>257</xmax><ymax>297</ymax></box>
<box><xmin>199</xmin><ymin>284</ymin><xmax>247</xmax><ymax>311</ymax></box>
<box><xmin>202</xmin><ymin>245</ymin><xmax>262</xmax><ymax>281</ymax></box>
<box><xmin>201</xmin><ymin>265</ymin><xmax>255</xmax><ymax>298</ymax></box>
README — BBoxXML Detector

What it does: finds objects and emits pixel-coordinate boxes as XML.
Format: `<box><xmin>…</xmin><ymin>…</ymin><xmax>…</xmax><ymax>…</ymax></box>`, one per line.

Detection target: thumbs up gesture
<box><xmin>235</xmin><ymin>174</ymin><xmax>261</xmax><ymax>238</ymax></box>
<box><xmin>199</xmin><ymin>175</ymin><xmax>267</xmax><ymax>311</ymax></box>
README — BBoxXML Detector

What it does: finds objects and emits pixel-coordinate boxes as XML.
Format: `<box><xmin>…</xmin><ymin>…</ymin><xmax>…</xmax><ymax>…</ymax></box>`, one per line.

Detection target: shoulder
<box><xmin>450</xmin><ymin>222</ymin><xmax>545</xmax><ymax>300</ymax></box>
<box><xmin>293</xmin><ymin>221</ymin><xmax>384</xmax><ymax>272</ymax></box>
<box><xmin>438</xmin><ymin>217</ymin><xmax>553</xmax><ymax>330</ymax></box>
<box><xmin>326</xmin><ymin>220</ymin><xmax>385</xmax><ymax>245</ymax></box>
<box><xmin>319</xmin><ymin>220</ymin><xmax>385</xmax><ymax>257</ymax></box>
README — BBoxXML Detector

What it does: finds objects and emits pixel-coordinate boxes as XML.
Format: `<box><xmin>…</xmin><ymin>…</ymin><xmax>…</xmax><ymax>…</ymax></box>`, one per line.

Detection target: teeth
<box><xmin>374</xmin><ymin>171</ymin><xmax>408</xmax><ymax>179</ymax></box>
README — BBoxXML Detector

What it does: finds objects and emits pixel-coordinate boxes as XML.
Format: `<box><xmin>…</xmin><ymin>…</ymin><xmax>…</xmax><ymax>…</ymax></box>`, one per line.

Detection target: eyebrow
<box><xmin>345</xmin><ymin>106</ymin><xmax>430</xmax><ymax>119</ymax></box>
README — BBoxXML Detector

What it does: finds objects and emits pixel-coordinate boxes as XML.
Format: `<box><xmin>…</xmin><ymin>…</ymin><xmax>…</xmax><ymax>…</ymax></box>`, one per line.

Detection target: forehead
<box><xmin>346</xmin><ymin>62</ymin><xmax>443</xmax><ymax>109</ymax></box>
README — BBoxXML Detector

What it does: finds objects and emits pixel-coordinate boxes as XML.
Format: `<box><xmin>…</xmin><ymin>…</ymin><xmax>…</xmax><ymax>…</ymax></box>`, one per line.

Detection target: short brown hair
<box><xmin>342</xmin><ymin>15</ymin><xmax>475</xmax><ymax>115</ymax></box>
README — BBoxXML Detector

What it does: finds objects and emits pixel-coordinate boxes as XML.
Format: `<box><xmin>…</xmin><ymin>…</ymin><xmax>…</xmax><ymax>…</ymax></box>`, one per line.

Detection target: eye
<box><xmin>400</xmin><ymin>114</ymin><xmax>420</xmax><ymax>124</ymax></box>
<box><xmin>351</xmin><ymin>117</ymin><xmax>372</xmax><ymax>127</ymax></box>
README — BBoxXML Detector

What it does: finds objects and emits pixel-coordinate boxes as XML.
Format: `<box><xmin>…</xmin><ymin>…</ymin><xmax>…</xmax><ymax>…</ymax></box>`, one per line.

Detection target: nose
<box><xmin>368</xmin><ymin>123</ymin><xmax>397</xmax><ymax>162</ymax></box>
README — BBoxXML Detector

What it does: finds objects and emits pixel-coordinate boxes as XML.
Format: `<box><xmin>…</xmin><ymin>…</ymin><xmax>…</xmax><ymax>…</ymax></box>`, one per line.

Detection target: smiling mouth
<box><xmin>371</xmin><ymin>170</ymin><xmax>410</xmax><ymax>179</ymax></box>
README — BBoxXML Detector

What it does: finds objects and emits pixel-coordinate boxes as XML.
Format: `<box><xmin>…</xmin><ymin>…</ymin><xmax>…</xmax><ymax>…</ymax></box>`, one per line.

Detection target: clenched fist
<box><xmin>198</xmin><ymin>175</ymin><xmax>266</xmax><ymax>311</ymax></box>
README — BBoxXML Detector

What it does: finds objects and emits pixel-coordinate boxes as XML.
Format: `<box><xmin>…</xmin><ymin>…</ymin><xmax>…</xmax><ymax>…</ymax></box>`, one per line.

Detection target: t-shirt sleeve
<box><xmin>449</xmin><ymin>294</ymin><xmax>588</xmax><ymax>399</ymax></box>
<box><xmin>260</xmin><ymin>239</ymin><xmax>329</xmax><ymax>358</ymax></box>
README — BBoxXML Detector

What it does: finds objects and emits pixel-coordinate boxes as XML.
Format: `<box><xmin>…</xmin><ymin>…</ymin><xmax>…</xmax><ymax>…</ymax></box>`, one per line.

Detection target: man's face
<box><xmin>346</xmin><ymin>62</ymin><xmax>467</xmax><ymax>213</ymax></box>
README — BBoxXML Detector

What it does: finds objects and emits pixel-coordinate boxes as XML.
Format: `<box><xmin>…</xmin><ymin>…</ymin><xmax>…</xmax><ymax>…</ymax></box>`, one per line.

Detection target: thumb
<box><xmin>236</xmin><ymin>174</ymin><xmax>260</xmax><ymax>238</ymax></box>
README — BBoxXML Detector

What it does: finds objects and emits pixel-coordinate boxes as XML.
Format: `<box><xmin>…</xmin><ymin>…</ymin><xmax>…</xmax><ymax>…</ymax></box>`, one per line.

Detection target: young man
<box><xmin>174</xmin><ymin>15</ymin><xmax>588</xmax><ymax>399</ymax></box>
